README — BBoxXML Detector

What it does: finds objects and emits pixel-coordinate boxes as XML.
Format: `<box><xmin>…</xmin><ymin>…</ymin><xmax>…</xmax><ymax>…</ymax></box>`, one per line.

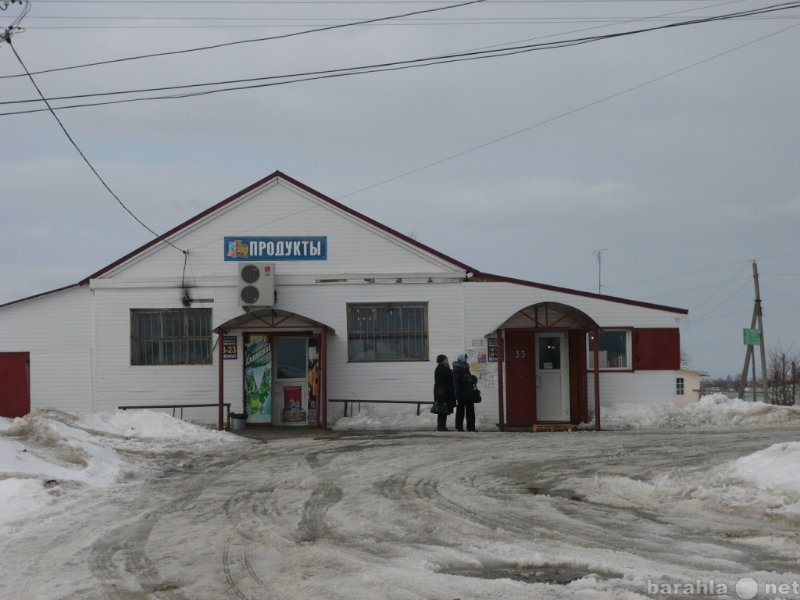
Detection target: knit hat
<box><xmin>457</xmin><ymin>352</ymin><xmax>467</xmax><ymax>362</ymax></box>
<box><xmin>436</xmin><ymin>354</ymin><xmax>448</xmax><ymax>363</ymax></box>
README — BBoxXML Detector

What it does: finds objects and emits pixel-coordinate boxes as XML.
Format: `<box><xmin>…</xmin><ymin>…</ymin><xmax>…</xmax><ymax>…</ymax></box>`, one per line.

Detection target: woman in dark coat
<box><xmin>433</xmin><ymin>354</ymin><xmax>456</xmax><ymax>431</ymax></box>
<box><xmin>452</xmin><ymin>352</ymin><xmax>477</xmax><ymax>432</ymax></box>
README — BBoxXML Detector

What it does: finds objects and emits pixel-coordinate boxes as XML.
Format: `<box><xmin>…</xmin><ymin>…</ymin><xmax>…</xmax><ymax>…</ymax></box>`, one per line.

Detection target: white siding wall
<box><xmin>0</xmin><ymin>177</ymin><xmax>686</xmax><ymax>426</ymax></box>
<box><xmin>0</xmin><ymin>287</ymin><xmax>93</xmax><ymax>412</ymax></box>
<box><xmin>90</xmin><ymin>273</ymin><xmax>468</xmax><ymax>423</ymax></box>
<box><xmin>85</xmin><ymin>177</ymin><xmax>471</xmax><ymax>423</ymax></box>
<box><xmin>93</xmin><ymin>287</ymin><xmax>219</xmax><ymax>415</ymax></box>
<box><xmin>463</xmin><ymin>282</ymin><xmax>682</xmax><ymax>331</ymax></box>
<box><xmin>461</xmin><ymin>282</ymin><xmax>684</xmax><ymax>427</ymax></box>
<box><xmin>587</xmin><ymin>371</ymin><xmax>677</xmax><ymax>408</ymax></box>
<box><xmin>218</xmin><ymin>279</ymin><xmax>466</xmax><ymax>420</ymax></box>
<box><xmin>87</xmin><ymin>270</ymin><xmax>682</xmax><ymax>424</ymax></box>
<box><xmin>110</xmin><ymin>181</ymin><xmax>459</xmax><ymax>285</ymax></box>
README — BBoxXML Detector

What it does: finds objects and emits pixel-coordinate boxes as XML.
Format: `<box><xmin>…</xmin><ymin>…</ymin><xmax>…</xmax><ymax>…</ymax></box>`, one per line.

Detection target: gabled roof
<box><xmin>81</xmin><ymin>170</ymin><xmax>475</xmax><ymax>283</ymax></box>
<box><xmin>1</xmin><ymin>171</ymin><xmax>687</xmax><ymax>315</ymax></box>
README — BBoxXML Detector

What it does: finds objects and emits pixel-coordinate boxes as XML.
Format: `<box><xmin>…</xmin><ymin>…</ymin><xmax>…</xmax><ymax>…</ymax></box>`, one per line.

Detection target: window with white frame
<box><xmin>587</xmin><ymin>329</ymin><xmax>631</xmax><ymax>370</ymax></box>
<box><xmin>676</xmin><ymin>377</ymin><xmax>685</xmax><ymax>395</ymax></box>
<box><xmin>131</xmin><ymin>309</ymin><xmax>212</xmax><ymax>366</ymax></box>
<box><xmin>347</xmin><ymin>303</ymin><xmax>428</xmax><ymax>362</ymax></box>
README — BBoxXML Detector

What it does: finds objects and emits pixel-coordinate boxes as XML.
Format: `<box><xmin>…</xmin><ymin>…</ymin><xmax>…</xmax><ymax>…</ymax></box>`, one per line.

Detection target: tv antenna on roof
<box><xmin>593</xmin><ymin>249</ymin><xmax>608</xmax><ymax>294</ymax></box>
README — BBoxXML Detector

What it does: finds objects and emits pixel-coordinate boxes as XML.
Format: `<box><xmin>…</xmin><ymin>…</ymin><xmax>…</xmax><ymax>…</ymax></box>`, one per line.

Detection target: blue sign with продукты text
<box><xmin>224</xmin><ymin>236</ymin><xmax>327</xmax><ymax>261</ymax></box>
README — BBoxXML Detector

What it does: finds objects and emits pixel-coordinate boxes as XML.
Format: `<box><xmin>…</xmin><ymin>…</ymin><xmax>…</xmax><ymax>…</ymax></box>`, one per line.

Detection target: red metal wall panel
<box><xmin>633</xmin><ymin>328</ymin><xmax>681</xmax><ymax>370</ymax></box>
<box><xmin>568</xmin><ymin>330</ymin><xmax>589</xmax><ymax>424</ymax></box>
<box><xmin>0</xmin><ymin>352</ymin><xmax>30</xmax><ymax>418</ymax></box>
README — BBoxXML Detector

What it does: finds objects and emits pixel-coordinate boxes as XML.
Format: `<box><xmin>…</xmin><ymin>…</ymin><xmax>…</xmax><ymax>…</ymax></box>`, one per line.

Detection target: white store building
<box><xmin>0</xmin><ymin>172</ymin><xmax>687</xmax><ymax>430</ymax></box>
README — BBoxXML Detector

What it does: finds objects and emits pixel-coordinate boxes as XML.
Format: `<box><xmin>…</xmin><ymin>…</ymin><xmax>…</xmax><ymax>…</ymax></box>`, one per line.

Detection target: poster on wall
<box><xmin>244</xmin><ymin>334</ymin><xmax>272</xmax><ymax>423</ymax></box>
<box><xmin>487</xmin><ymin>337</ymin><xmax>499</xmax><ymax>362</ymax></box>
<box><xmin>222</xmin><ymin>335</ymin><xmax>238</xmax><ymax>360</ymax></box>
<box><xmin>281</xmin><ymin>386</ymin><xmax>306</xmax><ymax>424</ymax></box>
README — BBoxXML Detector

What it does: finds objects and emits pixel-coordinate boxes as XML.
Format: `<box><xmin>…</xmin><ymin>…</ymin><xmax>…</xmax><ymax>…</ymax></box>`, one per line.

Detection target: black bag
<box><xmin>430</xmin><ymin>399</ymin><xmax>449</xmax><ymax>414</ymax></box>
<box><xmin>472</xmin><ymin>385</ymin><xmax>482</xmax><ymax>403</ymax></box>
<box><xmin>431</xmin><ymin>384</ymin><xmax>443</xmax><ymax>414</ymax></box>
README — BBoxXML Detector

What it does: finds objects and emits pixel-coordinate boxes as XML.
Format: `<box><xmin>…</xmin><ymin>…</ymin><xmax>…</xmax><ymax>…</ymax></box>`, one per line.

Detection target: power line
<box><xmin>4</xmin><ymin>38</ymin><xmax>186</xmax><ymax>254</ymax></box>
<box><xmin>0</xmin><ymin>0</ymin><xmax>487</xmax><ymax>79</ymax></box>
<box><xmin>3</xmin><ymin>1</ymin><xmax>797</xmax><ymax>82</ymax></box>
<box><xmin>2</xmin><ymin>2</ymin><xmax>798</xmax><ymax>116</ymax></box>
<box><xmin>337</xmin><ymin>20</ymin><xmax>799</xmax><ymax>199</ymax></box>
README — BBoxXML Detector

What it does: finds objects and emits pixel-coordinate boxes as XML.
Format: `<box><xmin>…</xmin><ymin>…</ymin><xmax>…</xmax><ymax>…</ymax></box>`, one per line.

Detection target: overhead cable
<box><xmin>0</xmin><ymin>0</ymin><xmax>486</xmax><ymax>79</ymax></box>
<box><xmin>5</xmin><ymin>39</ymin><xmax>186</xmax><ymax>253</ymax></box>
<box><xmin>1</xmin><ymin>2</ymin><xmax>798</xmax><ymax>116</ymax></box>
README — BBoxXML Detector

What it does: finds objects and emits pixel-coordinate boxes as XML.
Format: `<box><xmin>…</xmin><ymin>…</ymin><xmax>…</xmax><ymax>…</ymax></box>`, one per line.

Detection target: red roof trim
<box><xmin>472</xmin><ymin>271</ymin><xmax>688</xmax><ymax>315</ymax></box>
<box><xmin>5</xmin><ymin>170</ymin><xmax>685</xmax><ymax>316</ymax></box>
<box><xmin>0</xmin><ymin>282</ymin><xmax>84</xmax><ymax>308</ymax></box>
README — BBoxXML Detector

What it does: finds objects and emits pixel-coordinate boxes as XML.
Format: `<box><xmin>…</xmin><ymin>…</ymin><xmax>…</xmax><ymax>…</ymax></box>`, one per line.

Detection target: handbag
<box><xmin>472</xmin><ymin>385</ymin><xmax>482</xmax><ymax>403</ymax></box>
<box><xmin>431</xmin><ymin>384</ymin><xmax>443</xmax><ymax>413</ymax></box>
<box><xmin>430</xmin><ymin>399</ymin><xmax>447</xmax><ymax>414</ymax></box>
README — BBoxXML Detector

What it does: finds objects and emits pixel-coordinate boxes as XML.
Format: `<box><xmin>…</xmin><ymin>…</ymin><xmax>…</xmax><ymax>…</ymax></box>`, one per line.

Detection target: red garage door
<box><xmin>0</xmin><ymin>352</ymin><xmax>30</xmax><ymax>418</ymax></box>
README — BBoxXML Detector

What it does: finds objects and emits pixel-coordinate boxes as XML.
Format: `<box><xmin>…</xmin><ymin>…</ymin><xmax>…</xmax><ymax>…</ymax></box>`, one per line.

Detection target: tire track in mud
<box><xmin>375</xmin><ymin>459</ymin><xmax>533</xmax><ymax>537</ymax></box>
<box><xmin>222</xmin><ymin>536</ymin><xmax>264</xmax><ymax>600</ymax></box>
<box><xmin>217</xmin><ymin>443</ymin><xmax>356</xmax><ymax>599</ymax></box>
<box><xmin>90</xmin><ymin>518</ymin><xmax>189</xmax><ymax>600</ymax></box>
<box><xmin>87</xmin><ymin>451</ymin><xmax>248</xmax><ymax>599</ymax></box>
<box><xmin>295</xmin><ymin>480</ymin><xmax>344</xmax><ymax>543</ymax></box>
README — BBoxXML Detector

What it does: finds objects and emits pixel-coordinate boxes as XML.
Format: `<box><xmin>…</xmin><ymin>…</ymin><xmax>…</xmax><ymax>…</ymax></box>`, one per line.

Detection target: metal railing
<box><xmin>328</xmin><ymin>398</ymin><xmax>433</xmax><ymax>417</ymax></box>
<box><xmin>118</xmin><ymin>403</ymin><xmax>232</xmax><ymax>430</ymax></box>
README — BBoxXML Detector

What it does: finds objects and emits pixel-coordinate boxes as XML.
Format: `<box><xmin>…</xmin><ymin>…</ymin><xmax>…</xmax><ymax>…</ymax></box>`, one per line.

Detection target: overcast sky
<box><xmin>2</xmin><ymin>1</ymin><xmax>798</xmax><ymax>379</ymax></box>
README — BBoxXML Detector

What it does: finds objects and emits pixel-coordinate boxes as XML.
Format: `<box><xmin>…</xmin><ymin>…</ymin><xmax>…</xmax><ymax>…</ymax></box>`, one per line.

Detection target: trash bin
<box><xmin>230</xmin><ymin>412</ymin><xmax>247</xmax><ymax>430</ymax></box>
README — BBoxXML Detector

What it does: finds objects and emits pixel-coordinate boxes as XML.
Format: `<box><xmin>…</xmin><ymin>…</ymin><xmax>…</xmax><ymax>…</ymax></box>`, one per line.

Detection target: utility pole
<box><xmin>593</xmin><ymin>249</ymin><xmax>608</xmax><ymax>294</ymax></box>
<box><xmin>738</xmin><ymin>261</ymin><xmax>769</xmax><ymax>402</ymax></box>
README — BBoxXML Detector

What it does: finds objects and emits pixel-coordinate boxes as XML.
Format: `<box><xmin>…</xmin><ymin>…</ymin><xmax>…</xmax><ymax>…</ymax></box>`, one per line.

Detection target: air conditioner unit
<box><xmin>238</xmin><ymin>263</ymin><xmax>275</xmax><ymax>307</ymax></box>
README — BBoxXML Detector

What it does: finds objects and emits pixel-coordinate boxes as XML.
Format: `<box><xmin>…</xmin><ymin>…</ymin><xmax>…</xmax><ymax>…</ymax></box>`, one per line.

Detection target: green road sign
<box><xmin>743</xmin><ymin>328</ymin><xmax>762</xmax><ymax>345</ymax></box>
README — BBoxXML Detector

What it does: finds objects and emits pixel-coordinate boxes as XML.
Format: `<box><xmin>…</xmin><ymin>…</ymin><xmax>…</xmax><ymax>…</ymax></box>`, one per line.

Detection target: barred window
<box><xmin>347</xmin><ymin>303</ymin><xmax>428</xmax><ymax>362</ymax></box>
<box><xmin>131</xmin><ymin>309</ymin><xmax>212</xmax><ymax>365</ymax></box>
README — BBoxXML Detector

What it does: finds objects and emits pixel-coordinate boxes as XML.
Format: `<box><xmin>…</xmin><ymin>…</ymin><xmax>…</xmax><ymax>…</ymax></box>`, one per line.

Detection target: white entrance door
<box><xmin>535</xmin><ymin>332</ymin><xmax>570</xmax><ymax>421</ymax></box>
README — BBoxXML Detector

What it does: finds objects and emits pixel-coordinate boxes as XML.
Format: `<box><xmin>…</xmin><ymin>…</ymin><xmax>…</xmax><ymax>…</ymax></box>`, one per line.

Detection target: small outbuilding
<box><xmin>674</xmin><ymin>367</ymin><xmax>708</xmax><ymax>407</ymax></box>
<box><xmin>0</xmin><ymin>172</ymin><xmax>687</xmax><ymax>430</ymax></box>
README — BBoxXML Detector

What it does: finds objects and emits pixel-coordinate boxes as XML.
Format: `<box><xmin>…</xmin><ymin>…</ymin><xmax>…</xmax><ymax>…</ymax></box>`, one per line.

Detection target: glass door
<box><xmin>535</xmin><ymin>332</ymin><xmax>570</xmax><ymax>421</ymax></box>
<box><xmin>274</xmin><ymin>337</ymin><xmax>308</xmax><ymax>425</ymax></box>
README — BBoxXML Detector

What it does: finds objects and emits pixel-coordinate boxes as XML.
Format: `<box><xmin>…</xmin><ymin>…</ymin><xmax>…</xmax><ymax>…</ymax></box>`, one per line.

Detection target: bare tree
<box><xmin>767</xmin><ymin>345</ymin><xmax>799</xmax><ymax>406</ymax></box>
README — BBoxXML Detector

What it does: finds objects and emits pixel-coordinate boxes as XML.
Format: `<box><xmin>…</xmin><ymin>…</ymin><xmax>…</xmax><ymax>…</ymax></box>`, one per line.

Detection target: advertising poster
<box><xmin>222</xmin><ymin>335</ymin><xmax>238</xmax><ymax>360</ymax></box>
<box><xmin>244</xmin><ymin>334</ymin><xmax>272</xmax><ymax>423</ymax></box>
<box><xmin>281</xmin><ymin>386</ymin><xmax>306</xmax><ymax>424</ymax></box>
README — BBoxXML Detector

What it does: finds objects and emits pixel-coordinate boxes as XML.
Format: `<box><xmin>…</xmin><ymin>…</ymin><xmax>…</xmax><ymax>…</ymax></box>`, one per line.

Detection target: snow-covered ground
<box><xmin>1</xmin><ymin>395</ymin><xmax>799</xmax><ymax>599</ymax></box>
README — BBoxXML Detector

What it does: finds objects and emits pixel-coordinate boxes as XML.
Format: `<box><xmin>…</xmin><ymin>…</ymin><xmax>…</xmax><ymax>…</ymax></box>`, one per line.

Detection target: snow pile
<box><xmin>331</xmin><ymin>393</ymin><xmax>800</xmax><ymax>431</ymax></box>
<box><xmin>2</xmin><ymin>396</ymin><xmax>798</xmax><ymax>530</ymax></box>
<box><xmin>563</xmin><ymin>397</ymin><xmax>800</xmax><ymax>521</ymax></box>
<box><xmin>598</xmin><ymin>393</ymin><xmax>800</xmax><ymax>430</ymax></box>
<box><xmin>331</xmin><ymin>402</ymin><xmax>498</xmax><ymax>432</ymax></box>
<box><xmin>714</xmin><ymin>441</ymin><xmax>800</xmax><ymax>518</ymax></box>
<box><xmin>0</xmin><ymin>409</ymin><xmax>248</xmax><ymax>526</ymax></box>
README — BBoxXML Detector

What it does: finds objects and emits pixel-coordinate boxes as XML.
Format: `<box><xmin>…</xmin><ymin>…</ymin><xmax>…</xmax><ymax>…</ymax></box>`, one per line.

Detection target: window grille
<box><xmin>131</xmin><ymin>309</ymin><xmax>212</xmax><ymax>365</ymax></box>
<box><xmin>347</xmin><ymin>303</ymin><xmax>428</xmax><ymax>362</ymax></box>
